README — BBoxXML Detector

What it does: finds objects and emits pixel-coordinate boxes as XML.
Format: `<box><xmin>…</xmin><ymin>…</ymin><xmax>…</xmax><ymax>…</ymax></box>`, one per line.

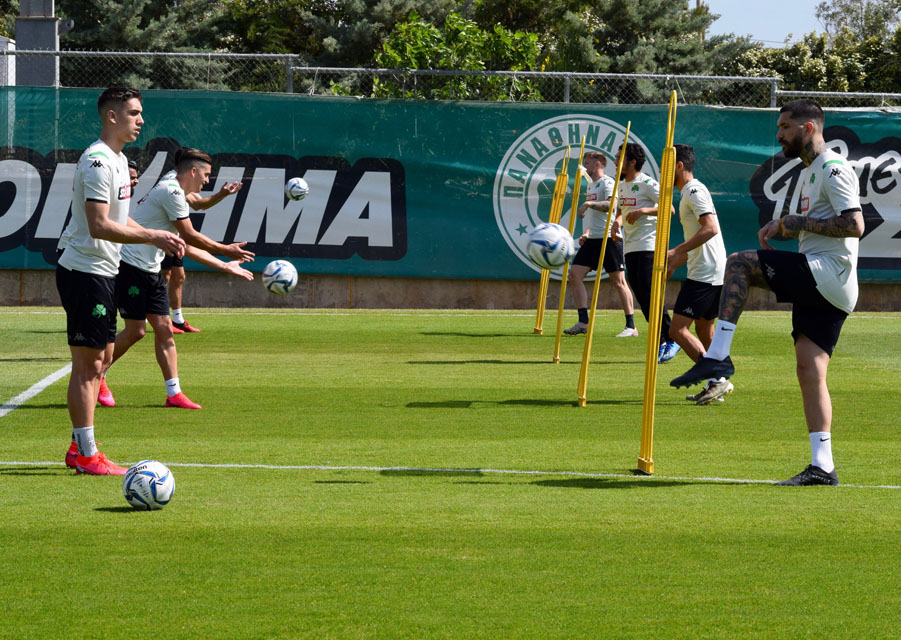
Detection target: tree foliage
<box><xmin>370</xmin><ymin>12</ymin><xmax>542</xmax><ymax>100</ymax></box>
<box><xmin>815</xmin><ymin>0</ymin><xmax>901</xmax><ymax>41</ymax></box>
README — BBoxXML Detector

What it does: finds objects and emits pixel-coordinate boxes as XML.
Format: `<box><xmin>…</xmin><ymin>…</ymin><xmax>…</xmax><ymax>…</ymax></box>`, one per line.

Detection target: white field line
<box><xmin>1</xmin><ymin>459</ymin><xmax>898</xmax><ymax>490</ymax></box>
<box><xmin>0</xmin><ymin>364</ymin><xmax>71</xmax><ymax>419</ymax></box>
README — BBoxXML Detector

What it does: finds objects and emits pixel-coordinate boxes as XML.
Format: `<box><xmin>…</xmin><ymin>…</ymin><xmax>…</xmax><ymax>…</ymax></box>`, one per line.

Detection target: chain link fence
<box><xmin>3</xmin><ymin>50</ymin><xmax>901</xmax><ymax>108</ymax></box>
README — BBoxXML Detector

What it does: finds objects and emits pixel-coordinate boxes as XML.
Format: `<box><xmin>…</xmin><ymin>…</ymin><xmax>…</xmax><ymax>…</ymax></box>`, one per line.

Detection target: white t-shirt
<box><xmin>678</xmin><ymin>179</ymin><xmax>726</xmax><ymax>285</ymax></box>
<box><xmin>58</xmin><ymin>140</ymin><xmax>132</xmax><ymax>277</ymax></box>
<box><xmin>583</xmin><ymin>175</ymin><xmax>616</xmax><ymax>238</ymax></box>
<box><xmin>618</xmin><ymin>172</ymin><xmax>660</xmax><ymax>254</ymax></box>
<box><xmin>120</xmin><ymin>177</ymin><xmax>190</xmax><ymax>273</ymax></box>
<box><xmin>797</xmin><ymin>149</ymin><xmax>861</xmax><ymax>314</ymax></box>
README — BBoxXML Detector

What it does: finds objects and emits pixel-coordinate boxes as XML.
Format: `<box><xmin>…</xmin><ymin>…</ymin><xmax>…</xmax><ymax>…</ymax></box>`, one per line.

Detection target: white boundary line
<box><xmin>1</xmin><ymin>460</ymin><xmax>897</xmax><ymax>489</ymax></box>
<box><xmin>0</xmin><ymin>364</ymin><xmax>71</xmax><ymax>419</ymax></box>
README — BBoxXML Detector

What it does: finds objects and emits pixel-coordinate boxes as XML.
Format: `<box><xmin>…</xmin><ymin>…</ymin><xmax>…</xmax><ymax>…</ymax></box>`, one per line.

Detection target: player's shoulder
<box><xmin>684</xmin><ymin>178</ymin><xmax>709</xmax><ymax>196</ymax></box>
<box><xmin>81</xmin><ymin>140</ymin><xmax>114</xmax><ymax>168</ymax></box>
<box><xmin>640</xmin><ymin>172</ymin><xmax>659</xmax><ymax>187</ymax></box>
<box><xmin>817</xmin><ymin>150</ymin><xmax>854</xmax><ymax>179</ymax></box>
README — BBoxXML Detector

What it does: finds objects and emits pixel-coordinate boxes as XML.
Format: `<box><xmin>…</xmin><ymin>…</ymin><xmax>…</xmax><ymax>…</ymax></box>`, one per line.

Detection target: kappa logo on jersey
<box><xmin>749</xmin><ymin>125</ymin><xmax>901</xmax><ymax>269</ymax></box>
<box><xmin>0</xmin><ymin>137</ymin><xmax>407</xmax><ymax>264</ymax></box>
<box><xmin>690</xmin><ymin>188</ymin><xmax>698</xmax><ymax>196</ymax></box>
<box><xmin>90</xmin><ymin>160</ymin><xmax>103</xmax><ymax>168</ymax></box>
<box><xmin>492</xmin><ymin>114</ymin><xmax>658</xmax><ymax>277</ymax></box>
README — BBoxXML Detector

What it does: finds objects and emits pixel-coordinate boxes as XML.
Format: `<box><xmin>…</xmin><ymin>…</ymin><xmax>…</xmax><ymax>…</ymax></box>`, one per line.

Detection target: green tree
<box><xmin>815</xmin><ymin>0</ymin><xmax>901</xmax><ymax>41</ymax></box>
<box><xmin>371</xmin><ymin>12</ymin><xmax>542</xmax><ymax>100</ymax></box>
<box><xmin>0</xmin><ymin>0</ymin><xmax>17</xmax><ymax>39</ymax></box>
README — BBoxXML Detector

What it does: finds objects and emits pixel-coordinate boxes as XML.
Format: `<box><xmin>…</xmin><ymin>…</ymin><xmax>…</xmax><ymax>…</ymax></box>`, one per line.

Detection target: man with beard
<box><xmin>670</xmin><ymin>99</ymin><xmax>864</xmax><ymax>486</ymax></box>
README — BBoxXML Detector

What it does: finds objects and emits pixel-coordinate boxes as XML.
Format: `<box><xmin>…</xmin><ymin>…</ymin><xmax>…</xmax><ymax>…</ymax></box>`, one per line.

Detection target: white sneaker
<box><xmin>696</xmin><ymin>379</ymin><xmax>734</xmax><ymax>405</ymax></box>
<box><xmin>686</xmin><ymin>380</ymin><xmax>713</xmax><ymax>402</ymax></box>
<box><xmin>564</xmin><ymin>322</ymin><xmax>588</xmax><ymax>335</ymax></box>
<box><xmin>615</xmin><ymin>327</ymin><xmax>638</xmax><ymax>338</ymax></box>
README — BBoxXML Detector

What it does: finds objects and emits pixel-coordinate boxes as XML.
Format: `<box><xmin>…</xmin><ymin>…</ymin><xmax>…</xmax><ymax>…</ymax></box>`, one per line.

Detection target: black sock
<box><xmin>625</xmin><ymin>314</ymin><xmax>635</xmax><ymax>329</ymax></box>
<box><xmin>578</xmin><ymin>308</ymin><xmax>589</xmax><ymax>324</ymax></box>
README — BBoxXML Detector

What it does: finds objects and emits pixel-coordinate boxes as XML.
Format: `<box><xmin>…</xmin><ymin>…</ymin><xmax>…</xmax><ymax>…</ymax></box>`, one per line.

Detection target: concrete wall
<box><xmin>4</xmin><ymin>269</ymin><xmax>901</xmax><ymax>311</ymax></box>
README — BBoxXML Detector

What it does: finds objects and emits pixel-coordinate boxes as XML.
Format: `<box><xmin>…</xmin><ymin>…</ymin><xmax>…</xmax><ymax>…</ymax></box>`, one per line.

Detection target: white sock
<box><xmin>171</xmin><ymin>308</ymin><xmax>184</xmax><ymax>324</ymax></box>
<box><xmin>810</xmin><ymin>432</ymin><xmax>834</xmax><ymax>473</ymax></box>
<box><xmin>165</xmin><ymin>378</ymin><xmax>181</xmax><ymax>397</ymax></box>
<box><xmin>73</xmin><ymin>426</ymin><xmax>98</xmax><ymax>457</ymax></box>
<box><xmin>704</xmin><ymin>320</ymin><xmax>736</xmax><ymax>361</ymax></box>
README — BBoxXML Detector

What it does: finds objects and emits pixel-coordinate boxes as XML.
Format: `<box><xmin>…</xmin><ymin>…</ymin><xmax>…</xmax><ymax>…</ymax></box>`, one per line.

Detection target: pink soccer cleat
<box><xmin>75</xmin><ymin>451</ymin><xmax>128</xmax><ymax>475</ymax></box>
<box><xmin>65</xmin><ymin>441</ymin><xmax>78</xmax><ymax>468</ymax></box>
<box><xmin>172</xmin><ymin>321</ymin><xmax>200</xmax><ymax>333</ymax></box>
<box><xmin>97</xmin><ymin>377</ymin><xmax>115</xmax><ymax>407</ymax></box>
<box><xmin>165</xmin><ymin>392</ymin><xmax>202</xmax><ymax>410</ymax></box>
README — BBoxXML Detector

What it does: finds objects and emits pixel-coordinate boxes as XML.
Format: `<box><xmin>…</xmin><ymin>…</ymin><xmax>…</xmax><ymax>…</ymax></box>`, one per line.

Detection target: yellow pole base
<box><xmin>577</xmin><ymin>397</ymin><xmax>587</xmax><ymax>407</ymax></box>
<box><xmin>533</xmin><ymin>328</ymin><xmax>544</xmax><ymax>335</ymax></box>
<box><xmin>636</xmin><ymin>457</ymin><xmax>654</xmax><ymax>475</ymax></box>
<box><xmin>552</xmin><ymin>356</ymin><xmax>560</xmax><ymax>364</ymax></box>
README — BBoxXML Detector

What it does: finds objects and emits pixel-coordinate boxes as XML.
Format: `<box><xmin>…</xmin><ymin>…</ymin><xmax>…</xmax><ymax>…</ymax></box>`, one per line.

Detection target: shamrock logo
<box><xmin>128</xmin><ymin>285</ymin><xmax>140</xmax><ymax>297</ymax></box>
<box><xmin>91</xmin><ymin>304</ymin><xmax>107</xmax><ymax>319</ymax></box>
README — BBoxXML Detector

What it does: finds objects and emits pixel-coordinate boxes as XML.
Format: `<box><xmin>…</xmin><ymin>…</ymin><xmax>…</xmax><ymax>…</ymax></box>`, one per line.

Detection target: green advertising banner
<box><xmin>1</xmin><ymin>87</ymin><xmax>900</xmax><ymax>282</ymax></box>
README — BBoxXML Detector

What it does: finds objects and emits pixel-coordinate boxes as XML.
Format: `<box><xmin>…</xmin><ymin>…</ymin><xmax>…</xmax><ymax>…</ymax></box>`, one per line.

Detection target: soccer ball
<box><xmin>285</xmin><ymin>177</ymin><xmax>309</xmax><ymax>201</ymax></box>
<box><xmin>526</xmin><ymin>222</ymin><xmax>575</xmax><ymax>270</ymax></box>
<box><xmin>262</xmin><ymin>259</ymin><xmax>298</xmax><ymax>295</ymax></box>
<box><xmin>123</xmin><ymin>460</ymin><xmax>175</xmax><ymax>511</ymax></box>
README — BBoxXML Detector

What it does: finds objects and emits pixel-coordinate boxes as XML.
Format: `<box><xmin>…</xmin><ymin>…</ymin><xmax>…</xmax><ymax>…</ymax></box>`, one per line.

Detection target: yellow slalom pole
<box><xmin>637</xmin><ymin>92</ymin><xmax>678</xmax><ymax>474</ymax></box>
<box><xmin>576</xmin><ymin>122</ymin><xmax>631</xmax><ymax>407</ymax></box>
<box><xmin>534</xmin><ymin>146</ymin><xmax>571</xmax><ymax>335</ymax></box>
<box><xmin>553</xmin><ymin>137</ymin><xmax>587</xmax><ymax>363</ymax></box>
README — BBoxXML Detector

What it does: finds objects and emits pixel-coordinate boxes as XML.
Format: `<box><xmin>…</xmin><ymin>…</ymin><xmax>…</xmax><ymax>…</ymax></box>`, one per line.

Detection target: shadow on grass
<box><xmin>1</xmin><ymin>403</ymin><xmax>68</xmax><ymax>410</ymax></box>
<box><xmin>381</xmin><ymin>469</ymin><xmax>485</xmax><ymax>478</ymax></box>
<box><xmin>408</xmin><ymin>359</ymin><xmax>632</xmax><ymax>366</ymax></box>
<box><xmin>314</xmin><ymin>480</ymin><xmax>372</xmax><ymax>485</ymax></box>
<box><xmin>406</xmin><ymin>398</ymin><xmax>640</xmax><ymax>408</ymax></box>
<box><xmin>0</xmin><ymin>356</ymin><xmax>68</xmax><ymax>362</ymax></box>
<box><xmin>0</xmin><ymin>466</ymin><xmax>67</xmax><ymax>476</ymax></box>
<box><xmin>94</xmin><ymin>506</ymin><xmax>142</xmax><ymax>513</ymax></box>
<box><xmin>20</xmin><ymin>330</ymin><xmax>67</xmax><ymax>334</ymax></box>
<box><xmin>421</xmin><ymin>332</ymin><xmax>536</xmax><ymax>338</ymax></box>
<box><xmin>533</xmin><ymin>478</ymin><xmax>693</xmax><ymax>489</ymax></box>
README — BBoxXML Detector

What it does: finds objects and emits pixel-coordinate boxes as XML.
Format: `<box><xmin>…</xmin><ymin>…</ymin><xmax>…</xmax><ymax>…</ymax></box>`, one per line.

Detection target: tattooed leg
<box><xmin>718</xmin><ymin>250</ymin><xmax>769</xmax><ymax>324</ymax></box>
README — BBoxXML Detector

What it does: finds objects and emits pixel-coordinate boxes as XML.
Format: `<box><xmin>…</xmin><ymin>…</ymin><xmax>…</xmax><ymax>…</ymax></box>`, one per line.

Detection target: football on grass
<box><xmin>123</xmin><ymin>460</ymin><xmax>175</xmax><ymax>510</ymax></box>
<box><xmin>526</xmin><ymin>222</ymin><xmax>575</xmax><ymax>269</ymax></box>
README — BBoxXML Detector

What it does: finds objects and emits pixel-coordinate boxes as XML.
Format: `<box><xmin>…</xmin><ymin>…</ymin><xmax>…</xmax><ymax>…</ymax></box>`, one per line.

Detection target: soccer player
<box><xmin>163</xmin><ymin>174</ymin><xmax>244</xmax><ymax>333</ymax></box>
<box><xmin>611</xmin><ymin>143</ymin><xmax>680</xmax><ymax>363</ymax></box>
<box><xmin>102</xmin><ymin>147</ymin><xmax>254</xmax><ymax>409</ymax></box>
<box><xmin>670</xmin><ymin>99</ymin><xmax>864</xmax><ymax>486</ymax></box>
<box><xmin>564</xmin><ymin>151</ymin><xmax>637</xmax><ymax>338</ymax></box>
<box><xmin>666</xmin><ymin>144</ymin><xmax>730</xmax><ymax>405</ymax></box>
<box><xmin>58</xmin><ymin>86</ymin><xmax>185</xmax><ymax>475</ymax></box>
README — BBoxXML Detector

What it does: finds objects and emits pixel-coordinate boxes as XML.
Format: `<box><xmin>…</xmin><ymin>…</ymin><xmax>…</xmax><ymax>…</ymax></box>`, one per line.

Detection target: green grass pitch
<box><xmin>1</xmin><ymin>307</ymin><xmax>899</xmax><ymax>639</ymax></box>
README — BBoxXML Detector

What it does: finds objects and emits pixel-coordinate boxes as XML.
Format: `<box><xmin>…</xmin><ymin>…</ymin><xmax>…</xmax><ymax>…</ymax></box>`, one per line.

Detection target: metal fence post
<box><xmin>564</xmin><ymin>74</ymin><xmax>571</xmax><ymax>103</ymax></box>
<box><xmin>770</xmin><ymin>79</ymin><xmax>778</xmax><ymax>108</ymax></box>
<box><xmin>285</xmin><ymin>55</ymin><xmax>294</xmax><ymax>94</ymax></box>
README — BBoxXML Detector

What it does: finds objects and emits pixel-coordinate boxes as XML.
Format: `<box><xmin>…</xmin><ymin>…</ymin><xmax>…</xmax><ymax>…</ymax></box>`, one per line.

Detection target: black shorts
<box><xmin>161</xmin><ymin>254</ymin><xmax>184</xmax><ymax>270</ymax></box>
<box><xmin>116</xmin><ymin>261</ymin><xmax>170</xmax><ymax>320</ymax></box>
<box><xmin>572</xmin><ymin>237</ymin><xmax>625</xmax><ymax>273</ymax></box>
<box><xmin>56</xmin><ymin>265</ymin><xmax>117</xmax><ymax>349</ymax></box>
<box><xmin>757</xmin><ymin>250</ymin><xmax>848</xmax><ymax>356</ymax></box>
<box><xmin>673</xmin><ymin>279</ymin><xmax>722</xmax><ymax>320</ymax></box>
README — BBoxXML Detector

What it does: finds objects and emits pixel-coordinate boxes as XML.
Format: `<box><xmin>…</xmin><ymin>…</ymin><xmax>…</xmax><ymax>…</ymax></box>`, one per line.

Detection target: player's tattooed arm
<box><xmin>719</xmin><ymin>250</ymin><xmax>768</xmax><ymax>324</ymax></box>
<box><xmin>779</xmin><ymin>209</ymin><xmax>864</xmax><ymax>238</ymax></box>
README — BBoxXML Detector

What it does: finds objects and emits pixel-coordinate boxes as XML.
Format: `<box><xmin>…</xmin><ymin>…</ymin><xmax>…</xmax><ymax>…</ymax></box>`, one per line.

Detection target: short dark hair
<box><xmin>583</xmin><ymin>151</ymin><xmax>607</xmax><ymax>167</ymax></box>
<box><xmin>174</xmin><ymin>147</ymin><xmax>212</xmax><ymax>172</ymax></box>
<box><xmin>674</xmin><ymin>144</ymin><xmax>695</xmax><ymax>172</ymax></box>
<box><xmin>780</xmin><ymin>99</ymin><xmax>824</xmax><ymax>127</ymax></box>
<box><xmin>97</xmin><ymin>86</ymin><xmax>142</xmax><ymax>115</ymax></box>
<box><xmin>127</xmin><ymin>160</ymin><xmax>138</xmax><ymax>170</ymax></box>
<box><xmin>619</xmin><ymin>143</ymin><xmax>646</xmax><ymax>172</ymax></box>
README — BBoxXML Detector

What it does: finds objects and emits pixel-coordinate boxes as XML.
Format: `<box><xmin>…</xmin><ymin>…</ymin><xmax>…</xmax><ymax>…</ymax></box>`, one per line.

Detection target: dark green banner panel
<box><xmin>1</xmin><ymin>88</ymin><xmax>900</xmax><ymax>281</ymax></box>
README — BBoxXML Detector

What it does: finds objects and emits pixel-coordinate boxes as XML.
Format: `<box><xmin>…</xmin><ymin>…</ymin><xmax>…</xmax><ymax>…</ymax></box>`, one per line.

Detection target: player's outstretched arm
<box><xmin>173</xmin><ymin>217</ymin><xmax>255</xmax><ymax>262</ymax></box>
<box><xmin>780</xmin><ymin>209</ymin><xmax>864</xmax><ymax>239</ymax></box>
<box><xmin>183</xmin><ymin>245</ymin><xmax>253</xmax><ymax>281</ymax></box>
<box><xmin>186</xmin><ymin>182</ymin><xmax>243</xmax><ymax>211</ymax></box>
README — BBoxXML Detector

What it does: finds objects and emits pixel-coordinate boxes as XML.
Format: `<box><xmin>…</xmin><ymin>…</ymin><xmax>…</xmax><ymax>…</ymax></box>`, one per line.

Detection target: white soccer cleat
<box><xmin>696</xmin><ymin>379</ymin><xmax>734</xmax><ymax>406</ymax></box>
<box><xmin>614</xmin><ymin>327</ymin><xmax>638</xmax><ymax>338</ymax></box>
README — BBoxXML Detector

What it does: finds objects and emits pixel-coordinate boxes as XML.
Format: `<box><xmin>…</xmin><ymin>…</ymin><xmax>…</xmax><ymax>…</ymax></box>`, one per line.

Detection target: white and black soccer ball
<box><xmin>123</xmin><ymin>460</ymin><xmax>175</xmax><ymax>511</ymax></box>
<box><xmin>262</xmin><ymin>259</ymin><xmax>298</xmax><ymax>295</ymax></box>
<box><xmin>285</xmin><ymin>177</ymin><xmax>309</xmax><ymax>201</ymax></box>
<box><xmin>525</xmin><ymin>222</ymin><xmax>575</xmax><ymax>270</ymax></box>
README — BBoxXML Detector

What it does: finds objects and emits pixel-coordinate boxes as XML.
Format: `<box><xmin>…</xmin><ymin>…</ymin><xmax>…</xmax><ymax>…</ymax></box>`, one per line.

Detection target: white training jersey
<box><xmin>678</xmin><ymin>179</ymin><xmax>726</xmax><ymax>285</ymax></box>
<box><xmin>584</xmin><ymin>175</ymin><xmax>616</xmax><ymax>238</ymax></box>
<box><xmin>120</xmin><ymin>176</ymin><xmax>190</xmax><ymax>273</ymax></box>
<box><xmin>58</xmin><ymin>140</ymin><xmax>132</xmax><ymax>277</ymax></box>
<box><xmin>797</xmin><ymin>149</ymin><xmax>861</xmax><ymax>314</ymax></box>
<box><xmin>619</xmin><ymin>172</ymin><xmax>660</xmax><ymax>254</ymax></box>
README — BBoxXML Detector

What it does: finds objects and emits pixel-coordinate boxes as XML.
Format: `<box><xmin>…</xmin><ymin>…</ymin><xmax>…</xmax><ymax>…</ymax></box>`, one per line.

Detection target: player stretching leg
<box><xmin>670</xmin><ymin>100</ymin><xmax>863</xmax><ymax>486</ymax></box>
